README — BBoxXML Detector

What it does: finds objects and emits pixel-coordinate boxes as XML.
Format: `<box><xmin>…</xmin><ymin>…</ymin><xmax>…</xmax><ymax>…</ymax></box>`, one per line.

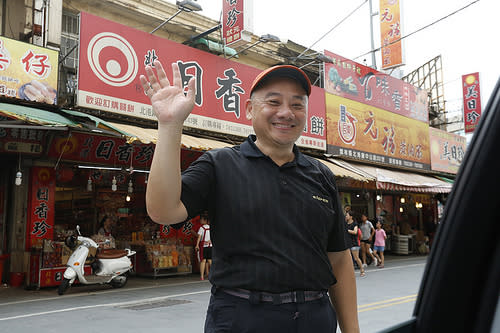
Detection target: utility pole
<box><xmin>368</xmin><ymin>0</ymin><xmax>378</xmax><ymax>69</ymax></box>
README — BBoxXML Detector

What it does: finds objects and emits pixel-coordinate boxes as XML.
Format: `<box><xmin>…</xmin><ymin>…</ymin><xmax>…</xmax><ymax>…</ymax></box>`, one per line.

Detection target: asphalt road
<box><xmin>0</xmin><ymin>255</ymin><xmax>427</xmax><ymax>332</ymax></box>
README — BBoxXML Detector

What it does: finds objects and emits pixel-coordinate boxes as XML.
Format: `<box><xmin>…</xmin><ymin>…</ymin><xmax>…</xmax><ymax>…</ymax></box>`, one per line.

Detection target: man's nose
<box><xmin>276</xmin><ymin>103</ymin><xmax>295</xmax><ymax>119</ymax></box>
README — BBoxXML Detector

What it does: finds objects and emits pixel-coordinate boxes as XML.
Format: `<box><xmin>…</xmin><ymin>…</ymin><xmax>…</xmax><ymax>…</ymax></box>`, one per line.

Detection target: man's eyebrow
<box><xmin>262</xmin><ymin>92</ymin><xmax>307</xmax><ymax>101</ymax></box>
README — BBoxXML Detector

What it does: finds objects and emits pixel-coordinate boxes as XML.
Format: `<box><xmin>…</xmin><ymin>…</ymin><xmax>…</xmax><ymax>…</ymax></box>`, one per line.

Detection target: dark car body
<box><xmin>380</xmin><ymin>78</ymin><xmax>500</xmax><ymax>333</ymax></box>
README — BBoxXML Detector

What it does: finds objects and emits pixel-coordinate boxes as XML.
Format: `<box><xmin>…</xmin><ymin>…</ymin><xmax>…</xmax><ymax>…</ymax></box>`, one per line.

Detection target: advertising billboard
<box><xmin>326</xmin><ymin>93</ymin><xmax>431</xmax><ymax>170</ymax></box>
<box><xmin>222</xmin><ymin>0</ymin><xmax>253</xmax><ymax>46</ymax></box>
<box><xmin>323</xmin><ymin>50</ymin><xmax>427</xmax><ymax>122</ymax></box>
<box><xmin>0</xmin><ymin>36</ymin><xmax>59</xmax><ymax>105</ymax></box>
<box><xmin>429</xmin><ymin>127</ymin><xmax>466</xmax><ymax>174</ymax></box>
<box><xmin>77</xmin><ymin>12</ymin><xmax>326</xmax><ymax>150</ymax></box>
<box><xmin>379</xmin><ymin>0</ymin><xmax>404</xmax><ymax>69</ymax></box>
<box><xmin>462</xmin><ymin>72</ymin><xmax>482</xmax><ymax>133</ymax></box>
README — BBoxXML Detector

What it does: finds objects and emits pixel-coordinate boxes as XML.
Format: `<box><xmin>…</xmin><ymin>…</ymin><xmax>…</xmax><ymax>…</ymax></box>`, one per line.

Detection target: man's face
<box><xmin>246</xmin><ymin>77</ymin><xmax>308</xmax><ymax>150</ymax></box>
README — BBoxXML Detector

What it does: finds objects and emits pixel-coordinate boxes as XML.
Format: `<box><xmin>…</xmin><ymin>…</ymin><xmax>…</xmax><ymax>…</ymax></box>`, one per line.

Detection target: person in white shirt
<box><xmin>195</xmin><ymin>213</ymin><xmax>212</xmax><ymax>280</ymax></box>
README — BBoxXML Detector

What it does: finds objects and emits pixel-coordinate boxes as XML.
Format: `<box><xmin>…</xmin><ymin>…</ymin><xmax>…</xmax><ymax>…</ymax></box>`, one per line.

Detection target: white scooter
<box><xmin>58</xmin><ymin>225</ymin><xmax>136</xmax><ymax>295</ymax></box>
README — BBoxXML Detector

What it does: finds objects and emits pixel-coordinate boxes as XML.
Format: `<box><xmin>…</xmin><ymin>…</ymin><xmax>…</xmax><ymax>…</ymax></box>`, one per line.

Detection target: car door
<box><xmin>379</xmin><ymin>78</ymin><xmax>500</xmax><ymax>333</ymax></box>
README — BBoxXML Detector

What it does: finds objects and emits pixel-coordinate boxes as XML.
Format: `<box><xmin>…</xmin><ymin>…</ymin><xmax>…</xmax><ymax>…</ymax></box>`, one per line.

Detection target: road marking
<box><xmin>358</xmin><ymin>294</ymin><xmax>418</xmax><ymax>313</ymax></box>
<box><xmin>360</xmin><ymin>263</ymin><xmax>426</xmax><ymax>274</ymax></box>
<box><xmin>0</xmin><ymin>289</ymin><xmax>211</xmax><ymax>321</ymax></box>
<box><xmin>358</xmin><ymin>294</ymin><xmax>418</xmax><ymax>308</ymax></box>
<box><xmin>0</xmin><ymin>280</ymin><xmax>208</xmax><ymax>307</ymax></box>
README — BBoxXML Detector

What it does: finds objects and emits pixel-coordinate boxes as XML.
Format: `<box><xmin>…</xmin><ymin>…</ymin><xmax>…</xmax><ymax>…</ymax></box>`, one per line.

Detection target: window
<box><xmin>61</xmin><ymin>11</ymin><xmax>79</xmax><ymax>69</ymax></box>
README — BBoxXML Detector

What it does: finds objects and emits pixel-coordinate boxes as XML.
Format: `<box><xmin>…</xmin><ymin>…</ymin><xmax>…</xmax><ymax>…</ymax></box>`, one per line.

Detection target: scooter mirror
<box><xmin>76</xmin><ymin>225</ymin><xmax>81</xmax><ymax>236</ymax></box>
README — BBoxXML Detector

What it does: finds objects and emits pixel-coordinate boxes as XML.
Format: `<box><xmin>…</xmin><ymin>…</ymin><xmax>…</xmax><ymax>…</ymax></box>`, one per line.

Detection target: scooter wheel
<box><xmin>110</xmin><ymin>274</ymin><xmax>128</xmax><ymax>288</ymax></box>
<box><xmin>58</xmin><ymin>278</ymin><xmax>71</xmax><ymax>295</ymax></box>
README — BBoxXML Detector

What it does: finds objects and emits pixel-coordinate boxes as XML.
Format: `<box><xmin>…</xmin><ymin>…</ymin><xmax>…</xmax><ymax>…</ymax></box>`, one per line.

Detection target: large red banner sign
<box><xmin>27</xmin><ymin>167</ymin><xmax>56</xmax><ymax>249</ymax></box>
<box><xmin>462</xmin><ymin>72</ymin><xmax>482</xmax><ymax>133</ymax></box>
<box><xmin>77</xmin><ymin>12</ymin><xmax>326</xmax><ymax>150</ymax></box>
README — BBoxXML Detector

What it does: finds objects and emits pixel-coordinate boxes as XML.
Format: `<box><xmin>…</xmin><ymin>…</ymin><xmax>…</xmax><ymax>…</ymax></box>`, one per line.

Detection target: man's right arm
<box><xmin>140</xmin><ymin>60</ymin><xmax>196</xmax><ymax>224</ymax></box>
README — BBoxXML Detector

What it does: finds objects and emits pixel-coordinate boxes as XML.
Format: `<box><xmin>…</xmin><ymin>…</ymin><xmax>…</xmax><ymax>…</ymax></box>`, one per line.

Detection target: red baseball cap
<box><xmin>250</xmin><ymin>65</ymin><xmax>312</xmax><ymax>96</ymax></box>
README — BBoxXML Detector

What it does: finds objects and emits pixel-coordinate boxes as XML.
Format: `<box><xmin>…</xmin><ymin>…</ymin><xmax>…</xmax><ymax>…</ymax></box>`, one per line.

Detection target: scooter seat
<box><xmin>96</xmin><ymin>249</ymin><xmax>128</xmax><ymax>259</ymax></box>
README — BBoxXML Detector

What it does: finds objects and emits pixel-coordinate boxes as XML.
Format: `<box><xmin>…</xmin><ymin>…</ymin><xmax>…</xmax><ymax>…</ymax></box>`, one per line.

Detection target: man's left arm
<box><xmin>328</xmin><ymin>250</ymin><xmax>360</xmax><ymax>333</ymax></box>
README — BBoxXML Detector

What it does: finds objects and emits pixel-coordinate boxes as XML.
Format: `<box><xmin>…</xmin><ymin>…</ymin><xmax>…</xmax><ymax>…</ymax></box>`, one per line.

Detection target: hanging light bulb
<box><xmin>400</xmin><ymin>197</ymin><xmax>405</xmax><ymax>204</ymax></box>
<box><xmin>111</xmin><ymin>176</ymin><xmax>117</xmax><ymax>191</ymax></box>
<box><xmin>126</xmin><ymin>194</ymin><xmax>131</xmax><ymax>202</ymax></box>
<box><xmin>128</xmin><ymin>179</ymin><xmax>133</xmax><ymax>194</ymax></box>
<box><xmin>15</xmin><ymin>171</ymin><xmax>22</xmax><ymax>186</ymax></box>
<box><xmin>15</xmin><ymin>154</ymin><xmax>22</xmax><ymax>186</ymax></box>
<box><xmin>87</xmin><ymin>177</ymin><xmax>92</xmax><ymax>192</ymax></box>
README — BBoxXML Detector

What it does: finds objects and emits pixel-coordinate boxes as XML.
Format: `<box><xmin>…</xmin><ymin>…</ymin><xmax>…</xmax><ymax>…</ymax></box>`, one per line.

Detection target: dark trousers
<box><xmin>204</xmin><ymin>288</ymin><xmax>337</xmax><ymax>333</ymax></box>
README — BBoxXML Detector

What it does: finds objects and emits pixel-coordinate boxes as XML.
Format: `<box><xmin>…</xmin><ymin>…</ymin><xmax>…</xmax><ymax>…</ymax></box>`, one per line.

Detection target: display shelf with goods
<box><xmin>131</xmin><ymin>237</ymin><xmax>194</xmax><ymax>278</ymax></box>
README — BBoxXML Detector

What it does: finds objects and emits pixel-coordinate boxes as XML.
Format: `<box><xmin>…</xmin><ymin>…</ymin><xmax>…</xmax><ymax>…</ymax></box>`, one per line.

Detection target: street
<box><xmin>0</xmin><ymin>255</ymin><xmax>427</xmax><ymax>332</ymax></box>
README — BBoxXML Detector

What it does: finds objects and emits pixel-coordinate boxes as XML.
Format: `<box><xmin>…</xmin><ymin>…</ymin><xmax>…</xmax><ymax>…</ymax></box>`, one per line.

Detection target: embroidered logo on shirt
<box><xmin>312</xmin><ymin>195</ymin><xmax>329</xmax><ymax>204</ymax></box>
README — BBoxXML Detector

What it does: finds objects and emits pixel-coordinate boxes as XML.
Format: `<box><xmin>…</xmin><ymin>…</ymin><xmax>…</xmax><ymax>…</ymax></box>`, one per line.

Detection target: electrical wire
<box><xmin>353</xmin><ymin>0</ymin><xmax>480</xmax><ymax>61</ymax></box>
<box><xmin>296</xmin><ymin>0</ymin><xmax>368</xmax><ymax>59</ymax></box>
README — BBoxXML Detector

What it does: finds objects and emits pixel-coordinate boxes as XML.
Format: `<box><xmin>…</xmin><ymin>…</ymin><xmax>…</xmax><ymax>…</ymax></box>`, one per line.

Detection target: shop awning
<box><xmin>328</xmin><ymin>158</ymin><xmax>453</xmax><ymax>193</ymax></box>
<box><xmin>106</xmin><ymin>121</ymin><xmax>234</xmax><ymax>150</ymax></box>
<box><xmin>0</xmin><ymin>102</ymin><xmax>80</xmax><ymax>128</ymax></box>
<box><xmin>314</xmin><ymin>158</ymin><xmax>373</xmax><ymax>182</ymax></box>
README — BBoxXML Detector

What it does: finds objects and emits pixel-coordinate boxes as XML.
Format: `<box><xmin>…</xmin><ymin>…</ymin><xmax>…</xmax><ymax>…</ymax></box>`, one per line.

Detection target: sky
<box><xmin>166</xmin><ymin>0</ymin><xmax>498</xmax><ymax>131</ymax></box>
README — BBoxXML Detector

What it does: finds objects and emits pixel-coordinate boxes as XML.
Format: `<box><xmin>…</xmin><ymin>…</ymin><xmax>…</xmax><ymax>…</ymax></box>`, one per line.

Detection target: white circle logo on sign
<box><xmin>87</xmin><ymin>32</ymin><xmax>138</xmax><ymax>87</ymax></box>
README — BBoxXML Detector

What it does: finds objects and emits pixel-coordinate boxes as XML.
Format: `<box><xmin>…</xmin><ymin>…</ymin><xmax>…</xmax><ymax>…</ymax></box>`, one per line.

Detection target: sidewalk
<box><xmin>0</xmin><ymin>253</ymin><xmax>428</xmax><ymax>303</ymax></box>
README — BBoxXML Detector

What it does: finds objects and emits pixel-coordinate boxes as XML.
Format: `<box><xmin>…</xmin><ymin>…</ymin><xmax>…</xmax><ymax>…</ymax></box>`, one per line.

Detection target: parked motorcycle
<box><xmin>58</xmin><ymin>225</ymin><xmax>136</xmax><ymax>295</ymax></box>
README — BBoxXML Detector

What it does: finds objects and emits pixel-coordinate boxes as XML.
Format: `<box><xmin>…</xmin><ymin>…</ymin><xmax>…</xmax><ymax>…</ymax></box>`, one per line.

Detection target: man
<box><xmin>141</xmin><ymin>60</ymin><xmax>360</xmax><ymax>332</ymax></box>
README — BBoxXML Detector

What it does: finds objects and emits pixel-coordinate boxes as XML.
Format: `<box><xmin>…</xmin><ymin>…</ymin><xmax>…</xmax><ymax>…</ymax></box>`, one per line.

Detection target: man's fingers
<box><xmin>185</xmin><ymin>77</ymin><xmax>196</xmax><ymax>103</ymax></box>
<box><xmin>155</xmin><ymin>60</ymin><xmax>170</xmax><ymax>87</ymax></box>
<box><xmin>171</xmin><ymin>62</ymin><xmax>183</xmax><ymax>89</ymax></box>
<box><xmin>145</xmin><ymin>65</ymin><xmax>161</xmax><ymax>92</ymax></box>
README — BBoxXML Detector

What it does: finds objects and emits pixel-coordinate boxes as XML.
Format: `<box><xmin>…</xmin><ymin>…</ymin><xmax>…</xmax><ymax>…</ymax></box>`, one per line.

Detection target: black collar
<box><xmin>240</xmin><ymin>135</ymin><xmax>311</xmax><ymax>167</ymax></box>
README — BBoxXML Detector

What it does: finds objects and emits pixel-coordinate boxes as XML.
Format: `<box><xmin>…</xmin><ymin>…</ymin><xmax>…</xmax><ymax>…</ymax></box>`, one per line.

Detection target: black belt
<box><xmin>217</xmin><ymin>287</ymin><xmax>327</xmax><ymax>305</ymax></box>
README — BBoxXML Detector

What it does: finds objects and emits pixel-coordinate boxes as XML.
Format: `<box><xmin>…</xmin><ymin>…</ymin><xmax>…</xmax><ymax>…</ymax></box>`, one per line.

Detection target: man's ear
<box><xmin>245</xmin><ymin>99</ymin><xmax>253</xmax><ymax>120</ymax></box>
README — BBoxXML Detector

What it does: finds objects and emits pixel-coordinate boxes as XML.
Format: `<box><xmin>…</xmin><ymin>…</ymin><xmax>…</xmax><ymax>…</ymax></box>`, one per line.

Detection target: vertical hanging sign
<box><xmin>462</xmin><ymin>72</ymin><xmax>482</xmax><ymax>133</ymax></box>
<box><xmin>380</xmin><ymin>0</ymin><xmax>404</xmax><ymax>69</ymax></box>
<box><xmin>222</xmin><ymin>0</ymin><xmax>253</xmax><ymax>47</ymax></box>
<box><xmin>27</xmin><ymin>167</ymin><xmax>56</xmax><ymax>249</ymax></box>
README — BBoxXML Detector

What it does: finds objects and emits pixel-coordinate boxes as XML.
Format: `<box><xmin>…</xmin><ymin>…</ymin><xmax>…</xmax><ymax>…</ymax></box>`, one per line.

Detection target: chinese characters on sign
<box><xmin>222</xmin><ymin>0</ymin><xmax>252</xmax><ymax>46</ymax></box>
<box><xmin>48</xmin><ymin>132</ymin><xmax>154</xmax><ymax>168</ymax></box>
<box><xmin>0</xmin><ymin>127</ymin><xmax>46</xmax><ymax>154</ymax></box>
<box><xmin>27</xmin><ymin>167</ymin><xmax>55</xmax><ymax>249</ymax></box>
<box><xmin>429</xmin><ymin>127</ymin><xmax>466</xmax><ymax>174</ymax></box>
<box><xmin>379</xmin><ymin>0</ymin><xmax>404</xmax><ymax>69</ymax></box>
<box><xmin>462</xmin><ymin>72</ymin><xmax>482</xmax><ymax>133</ymax></box>
<box><xmin>77</xmin><ymin>12</ymin><xmax>326</xmax><ymax>150</ymax></box>
<box><xmin>326</xmin><ymin>94</ymin><xmax>430</xmax><ymax>170</ymax></box>
<box><xmin>323</xmin><ymin>50</ymin><xmax>427</xmax><ymax>122</ymax></box>
<box><xmin>0</xmin><ymin>36</ymin><xmax>58</xmax><ymax>104</ymax></box>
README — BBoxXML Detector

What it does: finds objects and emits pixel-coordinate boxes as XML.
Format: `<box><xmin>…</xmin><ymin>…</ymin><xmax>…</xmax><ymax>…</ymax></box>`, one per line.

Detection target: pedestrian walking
<box><xmin>360</xmin><ymin>213</ymin><xmax>377</xmax><ymax>267</ymax></box>
<box><xmin>141</xmin><ymin>60</ymin><xmax>359</xmax><ymax>333</ymax></box>
<box><xmin>373</xmin><ymin>220</ymin><xmax>387</xmax><ymax>268</ymax></box>
<box><xmin>345</xmin><ymin>211</ymin><xmax>365</xmax><ymax>277</ymax></box>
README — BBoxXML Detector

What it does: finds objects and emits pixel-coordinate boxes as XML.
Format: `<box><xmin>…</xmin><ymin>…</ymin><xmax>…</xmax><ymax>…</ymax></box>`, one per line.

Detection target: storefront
<box><xmin>331</xmin><ymin>158</ymin><xmax>452</xmax><ymax>254</ymax></box>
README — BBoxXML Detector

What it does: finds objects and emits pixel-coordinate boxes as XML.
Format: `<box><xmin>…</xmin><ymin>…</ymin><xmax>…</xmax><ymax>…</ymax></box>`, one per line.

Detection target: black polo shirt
<box><xmin>181</xmin><ymin>135</ymin><xmax>347</xmax><ymax>293</ymax></box>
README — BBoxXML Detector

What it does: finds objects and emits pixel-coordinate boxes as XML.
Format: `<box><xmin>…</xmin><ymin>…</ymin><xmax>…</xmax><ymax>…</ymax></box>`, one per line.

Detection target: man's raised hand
<box><xmin>140</xmin><ymin>60</ymin><xmax>196</xmax><ymax>126</ymax></box>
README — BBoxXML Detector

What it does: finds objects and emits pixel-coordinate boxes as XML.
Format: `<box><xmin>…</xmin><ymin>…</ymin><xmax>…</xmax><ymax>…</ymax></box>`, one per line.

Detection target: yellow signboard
<box><xmin>326</xmin><ymin>93</ymin><xmax>430</xmax><ymax>170</ymax></box>
<box><xmin>429</xmin><ymin>127</ymin><xmax>466</xmax><ymax>174</ymax></box>
<box><xmin>0</xmin><ymin>36</ymin><xmax>59</xmax><ymax>104</ymax></box>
